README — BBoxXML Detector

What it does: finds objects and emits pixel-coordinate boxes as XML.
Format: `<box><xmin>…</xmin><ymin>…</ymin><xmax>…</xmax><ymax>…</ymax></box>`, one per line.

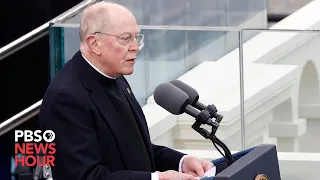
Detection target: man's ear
<box><xmin>86</xmin><ymin>35</ymin><xmax>102</xmax><ymax>55</ymax></box>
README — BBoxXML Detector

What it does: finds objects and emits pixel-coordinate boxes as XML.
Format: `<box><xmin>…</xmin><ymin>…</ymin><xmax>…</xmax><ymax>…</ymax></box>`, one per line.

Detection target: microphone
<box><xmin>154</xmin><ymin>82</ymin><xmax>233</xmax><ymax>165</ymax></box>
<box><xmin>154</xmin><ymin>83</ymin><xmax>215</xmax><ymax>125</ymax></box>
<box><xmin>169</xmin><ymin>80</ymin><xmax>223</xmax><ymax>122</ymax></box>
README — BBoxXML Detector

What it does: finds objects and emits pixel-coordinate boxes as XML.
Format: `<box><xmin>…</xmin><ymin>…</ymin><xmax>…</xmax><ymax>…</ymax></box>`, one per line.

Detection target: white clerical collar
<box><xmin>81</xmin><ymin>54</ymin><xmax>116</xmax><ymax>79</ymax></box>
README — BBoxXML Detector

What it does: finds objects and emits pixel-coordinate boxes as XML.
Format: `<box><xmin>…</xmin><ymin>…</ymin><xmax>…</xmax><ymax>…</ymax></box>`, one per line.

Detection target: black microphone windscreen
<box><xmin>154</xmin><ymin>83</ymin><xmax>190</xmax><ymax>115</ymax></box>
<box><xmin>170</xmin><ymin>80</ymin><xmax>199</xmax><ymax>105</ymax></box>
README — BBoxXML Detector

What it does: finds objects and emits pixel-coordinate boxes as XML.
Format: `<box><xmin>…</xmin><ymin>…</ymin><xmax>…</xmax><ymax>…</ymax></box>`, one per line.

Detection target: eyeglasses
<box><xmin>94</xmin><ymin>32</ymin><xmax>144</xmax><ymax>46</ymax></box>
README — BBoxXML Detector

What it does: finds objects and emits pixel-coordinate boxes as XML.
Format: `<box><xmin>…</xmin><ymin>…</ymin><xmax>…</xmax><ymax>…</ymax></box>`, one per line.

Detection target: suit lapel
<box><xmin>90</xmin><ymin>87</ymin><xmax>153</xmax><ymax>171</ymax></box>
<box><xmin>117</xmin><ymin>78</ymin><xmax>156</xmax><ymax>170</ymax></box>
<box><xmin>117</xmin><ymin>79</ymin><xmax>151</xmax><ymax>140</ymax></box>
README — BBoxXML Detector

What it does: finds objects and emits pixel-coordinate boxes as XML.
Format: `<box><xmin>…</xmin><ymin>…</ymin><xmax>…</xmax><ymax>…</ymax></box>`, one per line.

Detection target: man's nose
<box><xmin>129</xmin><ymin>38</ymin><xmax>139</xmax><ymax>51</ymax></box>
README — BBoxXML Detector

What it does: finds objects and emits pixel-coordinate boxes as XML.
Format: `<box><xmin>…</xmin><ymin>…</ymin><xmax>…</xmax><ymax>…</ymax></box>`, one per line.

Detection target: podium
<box><xmin>201</xmin><ymin>144</ymin><xmax>281</xmax><ymax>180</ymax></box>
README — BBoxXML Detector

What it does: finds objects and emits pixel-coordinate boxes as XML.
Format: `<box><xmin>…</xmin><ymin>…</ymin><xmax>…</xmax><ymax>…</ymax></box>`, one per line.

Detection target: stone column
<box><xmin>268</xmin><ymin>99</ymin><xmax>306</xmax><ymax>152</ymax></box>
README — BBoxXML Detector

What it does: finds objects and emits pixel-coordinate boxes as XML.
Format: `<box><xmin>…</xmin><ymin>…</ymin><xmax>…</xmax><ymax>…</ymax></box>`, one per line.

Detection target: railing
<box><xmin>0</xmin><ymin>0</ymin><xmax>99</xmax><ymax>136</ymax></box>
<box><xmin>0</xmin><ymin>0</ymin><xmax>98</xmax><ymax>61</ymax></box>
<box><xmin>0</xmin><ymin>100</ymin><xmax>42</xmax><ymax>136</ymax></box>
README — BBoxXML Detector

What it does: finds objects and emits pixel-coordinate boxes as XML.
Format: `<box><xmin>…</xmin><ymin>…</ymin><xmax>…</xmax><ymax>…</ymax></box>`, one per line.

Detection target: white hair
<box><xmin>79</xmin><ymin>1</ymin><xmax>130</xmax><ymax>43</ymax></box>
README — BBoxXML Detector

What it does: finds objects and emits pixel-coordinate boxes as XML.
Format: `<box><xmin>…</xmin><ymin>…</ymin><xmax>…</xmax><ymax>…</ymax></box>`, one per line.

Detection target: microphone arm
<box><xmin>195</xmin><ymin>102</ymin><xmax>223</xmax><ymax>123</ymax></box>
<box><xmin>190</xmin><ymin>108</ymin><xmax>234</xmax><ymax>166</ymax></box>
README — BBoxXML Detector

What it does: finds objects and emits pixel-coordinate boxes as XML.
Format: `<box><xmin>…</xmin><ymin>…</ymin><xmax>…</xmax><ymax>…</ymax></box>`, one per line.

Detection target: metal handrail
<box><xmin>0</xmin><ymin>0</ymin><xmax>99</xmax><ymax>136</ymax></box>
<box><xmin>0</xmin><ymin>0</ymin><xmax>98</xmax><ymax>61</ymax></box>
<box><xmin>0</xmin><ymin>100</ymin><xmax>42</xmax><ymax>136</ymax></box>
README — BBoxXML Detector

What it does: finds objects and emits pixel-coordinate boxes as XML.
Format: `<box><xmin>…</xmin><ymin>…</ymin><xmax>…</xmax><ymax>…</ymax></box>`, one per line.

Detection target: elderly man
<box><xmin>39</xmin><ymin>1</ymin><xmax>213</xmax><ymax>180</ymax></box>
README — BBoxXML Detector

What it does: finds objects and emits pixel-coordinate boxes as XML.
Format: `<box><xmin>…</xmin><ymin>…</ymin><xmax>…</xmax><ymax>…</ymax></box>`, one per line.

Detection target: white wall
<box><xmin>145</xmin><ymin>0</ymin><xmax>320</xmax><ymax>153</ymax></box>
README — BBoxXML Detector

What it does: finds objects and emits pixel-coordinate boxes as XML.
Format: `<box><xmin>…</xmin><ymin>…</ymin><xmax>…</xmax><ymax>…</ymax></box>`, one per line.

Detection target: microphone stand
<box><xmin>17</xmin><ymin>155</ymin><xmax>53</xmax><ymax>180</ymax></box>
<box><xmin>203</xmin><ymin>104</ymin><xmax>223</xmax><ymax>123</ymax></box>
<box><xmin>191</xmin><ymin>106</ymin><xmax>234</xmax><ymax>166</ymax></box>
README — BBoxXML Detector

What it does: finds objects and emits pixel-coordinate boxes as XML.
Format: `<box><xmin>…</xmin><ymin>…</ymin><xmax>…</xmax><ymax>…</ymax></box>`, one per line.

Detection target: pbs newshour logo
<box><xmin>15</xmin><ymin>130</ymin><xmax>55</xmax><ymax>142</ymax></box>
<box><xmin>15</xmin><ymin>130</ymin><xmax>56</xmax><ymax>167</ymax></box>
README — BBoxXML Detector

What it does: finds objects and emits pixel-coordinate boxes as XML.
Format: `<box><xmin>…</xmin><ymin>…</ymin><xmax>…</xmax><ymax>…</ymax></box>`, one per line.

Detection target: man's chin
<box><xmin>122</xmin><ymin>68</ymin><xmax>134</xmax><ymax>75</ymax></box>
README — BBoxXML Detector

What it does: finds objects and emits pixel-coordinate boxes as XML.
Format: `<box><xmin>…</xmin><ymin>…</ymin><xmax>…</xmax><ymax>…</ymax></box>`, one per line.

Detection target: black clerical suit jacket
<box><xmin>38</xmin><ymin>51</ymin><xmax>185</xmax><ymax>180</ymax></box>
